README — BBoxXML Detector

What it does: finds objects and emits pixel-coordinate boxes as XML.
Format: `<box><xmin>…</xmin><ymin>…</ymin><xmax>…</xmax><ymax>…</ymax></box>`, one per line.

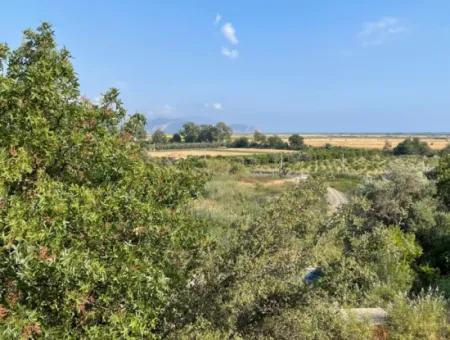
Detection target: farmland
<box><xmin>232</xmin><ymin>134</ymin><xmax>450</xmax><ymax>150</ymax></box>
<box><xmin>147</xmin><ymin>147</ymin><xmax>294</xmax><ymax>158</ymax></box>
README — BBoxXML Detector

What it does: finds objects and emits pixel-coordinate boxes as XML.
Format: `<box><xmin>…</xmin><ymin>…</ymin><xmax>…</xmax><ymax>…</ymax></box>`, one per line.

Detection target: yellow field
<box><xmin>148</xmin><ymin>136</ymin><xmax>449</xmax><ymax>159</ymax></box>
<box><xmin>302</xmin><ymin>137</ymin><xmax>449</xmax><ymax>150</ymax></box>
<box><xmin>147</xmin><ymin>148</ymin><xmax>294</xmax><ymax>159</ymax></box>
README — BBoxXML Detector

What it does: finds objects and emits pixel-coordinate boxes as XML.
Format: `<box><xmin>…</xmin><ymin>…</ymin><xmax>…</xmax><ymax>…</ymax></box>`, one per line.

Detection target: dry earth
<box><xmin>326</xmin><ymin>187</ymin><xmax>349</xmax><ymax>213</ymax></box>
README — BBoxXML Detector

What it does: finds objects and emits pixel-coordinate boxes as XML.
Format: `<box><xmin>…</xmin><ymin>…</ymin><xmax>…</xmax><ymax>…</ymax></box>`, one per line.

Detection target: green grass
<box><xmin>327</xmin><ymin>176</ymin><xmax>363</xmax><ymax>194</ymax></box>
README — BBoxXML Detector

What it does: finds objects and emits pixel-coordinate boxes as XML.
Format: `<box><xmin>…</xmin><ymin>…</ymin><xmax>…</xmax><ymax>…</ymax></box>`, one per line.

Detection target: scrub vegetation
<box><xmin>0</xmin><ymin>24</ymin><xmax>449</xmax><ymax>339</ymax></box>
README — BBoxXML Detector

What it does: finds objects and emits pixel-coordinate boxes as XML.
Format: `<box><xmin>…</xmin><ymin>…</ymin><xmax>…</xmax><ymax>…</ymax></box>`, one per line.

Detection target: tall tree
<box><xmin>0</xmin><ymin>23</ymin><xmax>207</xmax><ymax>338</ymax></box>
<box><xmin>180</xmin><ymin>122</ymin><xmax>200</xmax><ymax>142</ymax></box>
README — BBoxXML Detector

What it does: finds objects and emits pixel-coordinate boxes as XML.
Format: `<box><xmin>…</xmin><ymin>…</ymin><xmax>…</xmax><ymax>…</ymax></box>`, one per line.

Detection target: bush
<box><xmin>393</xmin><ymin>137</ymin><xmax>433</xmax><ymax>156</ymax></box>
<box><xmin>231</xmin><ymin>137</ymin><xmax>250</xmax><ymax>148</ymax></box>
<box><xmin>288</xmin><ymin>134</ymin><xmax>305</xmax><ymax>150</ymax></box>
<box><xmin>387</xmin><ymin>292</ymin><xmax>449</xmax><ymax>339</ymax></box>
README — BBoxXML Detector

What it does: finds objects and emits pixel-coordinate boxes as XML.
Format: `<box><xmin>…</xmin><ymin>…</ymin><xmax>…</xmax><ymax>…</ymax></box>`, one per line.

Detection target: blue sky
<box><xmin>2</xmin><ymin>1</ymin><xmax>450</xmax><ymax>132</ymax></box>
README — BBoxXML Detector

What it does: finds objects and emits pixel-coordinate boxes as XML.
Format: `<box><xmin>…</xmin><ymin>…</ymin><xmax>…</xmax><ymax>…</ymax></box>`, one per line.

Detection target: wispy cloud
<box><xmin>221</xmin><ymin>22</ymin><xmax>239</xmax><ymax>45</ymax></box>
<box><xmin>162</xmin><ymin>104</ymin><xmax>174</xmax><ymax>114</ymax></box>
<box><xmin>221</xmin><ymin>47</ymin><xmax>239</xmax><ymax>59</ymax></box>
<box><xmin>357</xmin><ymin>17</ymin><xmax>407</xmax><ymax>46</ymax></box>
<box><xmin>214</xmin><ymin>14</ymin><xmax>222</xmax><ymax>25</ymax></box>
<box><xmin>204</xmin><ymin>102</ymin><xmax>223</xmax><ymax>110</ymax></box>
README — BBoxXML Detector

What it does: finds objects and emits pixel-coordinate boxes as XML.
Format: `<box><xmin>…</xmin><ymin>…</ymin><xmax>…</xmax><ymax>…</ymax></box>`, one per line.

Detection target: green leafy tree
<box><xmin>267</xmin><ymin>135</ymin><xmax>287</xmax><ymax>149</ymax></box>
<box><xmin>122</xmin><ymin>113</ymin><xmax>147</xmax><ymax>142</ymax></box>
<box><xmin>197</xmin><ymin>124</ymin><xmax>215</xmax><ymax>142</ymax></box>
<box><xmin>393</xmin><ymin>137</ymin><xmax>432</xmax><ymax>156</ymax></box>
<box><xmin>0</xmin><ymin>23</ymin><xmax>207</xmax><ymax>338</ymax></box>
<box><xmin>253</xmin><ymin>130</ymin><xmax>267</xmax><ymax>144</ymax></box>
<box><xmin>436</xmin><ymin>154</ymin><xmax>450</xmax><ymax>208</ymax></box>
<box><xmin>288</xmin><ymin>134</ymin><xmax>305</xmax><ymax>150</ymax></box>
<box><xmin>180</xmin><ymin>122</ymin><xmax>200</xmax><ymax>143</ymax></box>
<box><xmin>231</xmin><ymin>136</ymin><xmax>249</xmax><ymax>148</ymax></box>
<box><xmin>214</xmin><ymin>122</ymin><xmax>233</xmax><ymax>142</ymax></box>
<box><xmin>152</xmin><ymin>128</ymin><xmax>168</xmax><ymax>144</ymax></box>
<box><xmin>170</xmin><ymin>133</ymin><xmax>182</xmax><ymax>143</ymax></box>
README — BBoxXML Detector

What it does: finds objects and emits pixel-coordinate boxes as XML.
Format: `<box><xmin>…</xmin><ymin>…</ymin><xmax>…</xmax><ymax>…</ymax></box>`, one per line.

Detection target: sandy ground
<box><xmin>326</xmin><ymin>187</ymin><xmax>349</xmax><ymax>212</ymax></box>
<box><xmin>147</xmin><ymin>148</ymin><xmax>294</xmax><ymax>159</ymax></box>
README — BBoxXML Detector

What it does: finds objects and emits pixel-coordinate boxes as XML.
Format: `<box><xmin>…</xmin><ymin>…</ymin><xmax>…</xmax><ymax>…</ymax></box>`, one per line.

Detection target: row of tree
<box><xmin>231</xmin><ymin>131</ymin><xmax>305</xmax><ymax>149</ymax></box>
<box><xmin>151</xmin><ymin>122</ymin><xmax>233</xmax><ymax>144</ymax></box>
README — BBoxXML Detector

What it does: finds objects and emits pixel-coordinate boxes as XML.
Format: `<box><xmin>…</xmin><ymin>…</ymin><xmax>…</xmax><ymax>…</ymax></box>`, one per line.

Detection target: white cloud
<box><xmin>221</xmin><ymin>22</ymin><xmax>239</xmax><ymax>45</ymax></box>
<box><xmin>357</xmin><ymin>17</ymin><xmax>407</xmax><ymax>46</ymax></box>
<box><xmin>221</xmin><ymin>47</ymin><xmax>239</xmax><ymax>59</ymax></box>
<box><xmin>162</xmin><ymin>104</ymin><xmax>174</xmax><ymax>114</ymax></box>
<box><xmin>214</xmin><ymin>14</ymin><xmax>222</xmax><ymax>25</ymax></box>
<box><xmin>204</xmin><ymin>102</ymin><xmax>223</xmax><ymax>110</ymax></box>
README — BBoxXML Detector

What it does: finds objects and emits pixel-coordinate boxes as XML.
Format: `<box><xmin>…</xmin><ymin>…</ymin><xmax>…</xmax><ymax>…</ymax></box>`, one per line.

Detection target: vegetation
<box><xmin>0</xmin><ymin>23</ymin><xmax>208</xmax><ymax>338</ymax></box>
<box><xmin>393</xmin><ymin>137</ymin><xmax>433</xmax><ymax>156</ymax></box>
<box><xmin>179</xmin><ymin>122</ymin><xmax>232</xmax><ymax>143</ymax></box>
<box><xmin>0</xmin><ymin>23</ymin><xmax>449</xmax><ymax>339</ymax></box>
<box><xmin>288</xmin><ymin>133</ymin><xmax>305</xmax><ymax>150</ymax></box>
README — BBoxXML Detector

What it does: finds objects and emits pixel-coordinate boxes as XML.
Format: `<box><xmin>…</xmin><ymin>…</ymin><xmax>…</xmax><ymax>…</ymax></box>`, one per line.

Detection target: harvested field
<box><xmin>147</xmin><ymin>148</ymin><xmax>294</xmax><ymax>159</ymax></box>
<box><xmin>302</xmin><ymin>137</ymin><xmax>449</xmax><ymax>150</ymax></box>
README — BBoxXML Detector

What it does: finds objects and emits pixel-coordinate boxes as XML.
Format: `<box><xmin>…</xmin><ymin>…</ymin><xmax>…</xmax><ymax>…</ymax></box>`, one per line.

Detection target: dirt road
<box><xmin>326</xmin><ymin>187</ymin><xmax>348</xmax><ymax>212</ymax></box>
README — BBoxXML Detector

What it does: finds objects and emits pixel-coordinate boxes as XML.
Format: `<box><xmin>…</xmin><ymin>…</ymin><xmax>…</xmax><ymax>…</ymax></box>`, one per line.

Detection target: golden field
<box><xmin>301</xmin><ymin>136</ymin><xmax>449</xmax><ymax>150</ymax></box>
<box><xmin>147</xmin><ymin>148</ymin><xmax>294</xmax><ymax>159</ymax></box>
<box><xmin>148</xmin><ymin>135</ymin><xmax>449</xmax><ymax>159</ymax></box>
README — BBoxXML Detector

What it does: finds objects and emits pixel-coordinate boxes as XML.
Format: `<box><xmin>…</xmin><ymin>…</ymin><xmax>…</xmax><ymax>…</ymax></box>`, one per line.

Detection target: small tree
<box><xmin>170</xmin><ymin>133</ymin><xmax>182</xmax><ymax>143</ymax></box>
<box><xmin>267</xmin><ymin>135</ymin><xmax>287</xmax><ymax>149</ymax></box>
<box><xmin>152</xmin><ymin>129</ymin><xmax>168</xmax><ymax>144</ymax></box>
<box><xmin>393</xmin><ymin>137</ymin><xmax>432</xmax><ymax>156</ymax></box>
<box><xmin>215</xmin><ymin>122</ymin><xmax>232</xmax><ymax>142</ymax></box>
<box><xmin>253</xmin><ymin>130</ymin><xmax>267</xmax><ymax>144</ymax></box>
<box><xmin>231</xmin><ymin>136</ymin><xmax>249</xmax><ymax>148</ymax></box>
<box><xmin>288</xmin><ymin>134</ymin><xmax>305</xmax><ymax>150</ymax></box>
<box><xmin>122</xmin><ymin>113</ymin><xmax>147</xmax><ymax>142</ymax></box>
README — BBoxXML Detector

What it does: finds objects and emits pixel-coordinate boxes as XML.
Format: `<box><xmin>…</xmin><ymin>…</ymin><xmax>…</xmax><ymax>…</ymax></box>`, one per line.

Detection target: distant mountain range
<box><xmin>147</xmin><ymin>117</ymin><xmax>256</xmax><ymax>134</ymax></box>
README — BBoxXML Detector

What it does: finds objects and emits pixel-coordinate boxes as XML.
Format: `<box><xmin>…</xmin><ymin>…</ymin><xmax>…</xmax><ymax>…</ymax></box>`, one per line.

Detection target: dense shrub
<box><xmin>393</xmin><ymin>137</ymin><xmax>433</xmax><ymax>156</ymax></box>
<box><xmin>230</xmin><ymin>136</ymin><xmax>250</xmax><ymax>148</ymax></box>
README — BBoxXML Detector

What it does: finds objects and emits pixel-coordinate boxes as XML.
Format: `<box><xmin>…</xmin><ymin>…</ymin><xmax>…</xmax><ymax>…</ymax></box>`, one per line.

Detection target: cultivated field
<box><xmin>229</xmin><ymin>134</ymin><xmax>450</xmax><ymax>150</ymax></box>
<box><xmin>147</xmin><ymin>148</ymin><xmax>294</xmax><ymax>159</ymax></box>
<box><xmin>302</xmin><ymin>136</ymin><xmax>449</xmax><ymax>150</ymax></box>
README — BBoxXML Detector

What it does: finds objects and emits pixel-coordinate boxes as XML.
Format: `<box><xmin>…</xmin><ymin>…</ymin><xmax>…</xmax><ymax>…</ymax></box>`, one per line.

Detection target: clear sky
<box><xmin>1</xmin><ymin>1</ymin><xmax>450</xmax><ymax>132</ymax></box>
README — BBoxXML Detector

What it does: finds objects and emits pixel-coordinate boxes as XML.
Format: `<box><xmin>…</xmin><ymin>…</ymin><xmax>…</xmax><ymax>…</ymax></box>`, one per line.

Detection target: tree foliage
<box><xmin>0</xmin><ymin>23</ymin><xmax>207</xmax><ymax>338</ymax></box>
<box><xmin>393</xmin><ymin>137</ymin><xmax>432</xmax><ymax>156</ymax></box>
<box><xmin>288</xmin><ymin>134</ymin><xmax>305</xmax><ymax>150</ymax></box>
<box><xmin>179</xmin><ymin>122</ymin><xmax>232</xmax><ymax>143</ymax></box>
<box><xmin>152</xmin><ymin>129</ymin><xmax>168</xmax><ymax>144</ymax></box>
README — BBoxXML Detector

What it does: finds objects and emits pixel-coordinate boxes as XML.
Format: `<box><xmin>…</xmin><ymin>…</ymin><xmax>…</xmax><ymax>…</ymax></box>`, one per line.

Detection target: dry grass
<box><xmin>302</xmin><ymin>137</ymin><xmax>449</xmax><ymax>150</ymax></box>
<box><xmin>147</xmin><ymin>148</ymin><xmax>294</xmax><ymax>159</ymax></box>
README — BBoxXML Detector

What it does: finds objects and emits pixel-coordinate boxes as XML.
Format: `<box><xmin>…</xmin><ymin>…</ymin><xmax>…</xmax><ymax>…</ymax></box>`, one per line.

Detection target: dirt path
<box><xmin>326</xmin><ymin>187</ymin><xmax>348</xmax><ymax>212</ymax></box>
